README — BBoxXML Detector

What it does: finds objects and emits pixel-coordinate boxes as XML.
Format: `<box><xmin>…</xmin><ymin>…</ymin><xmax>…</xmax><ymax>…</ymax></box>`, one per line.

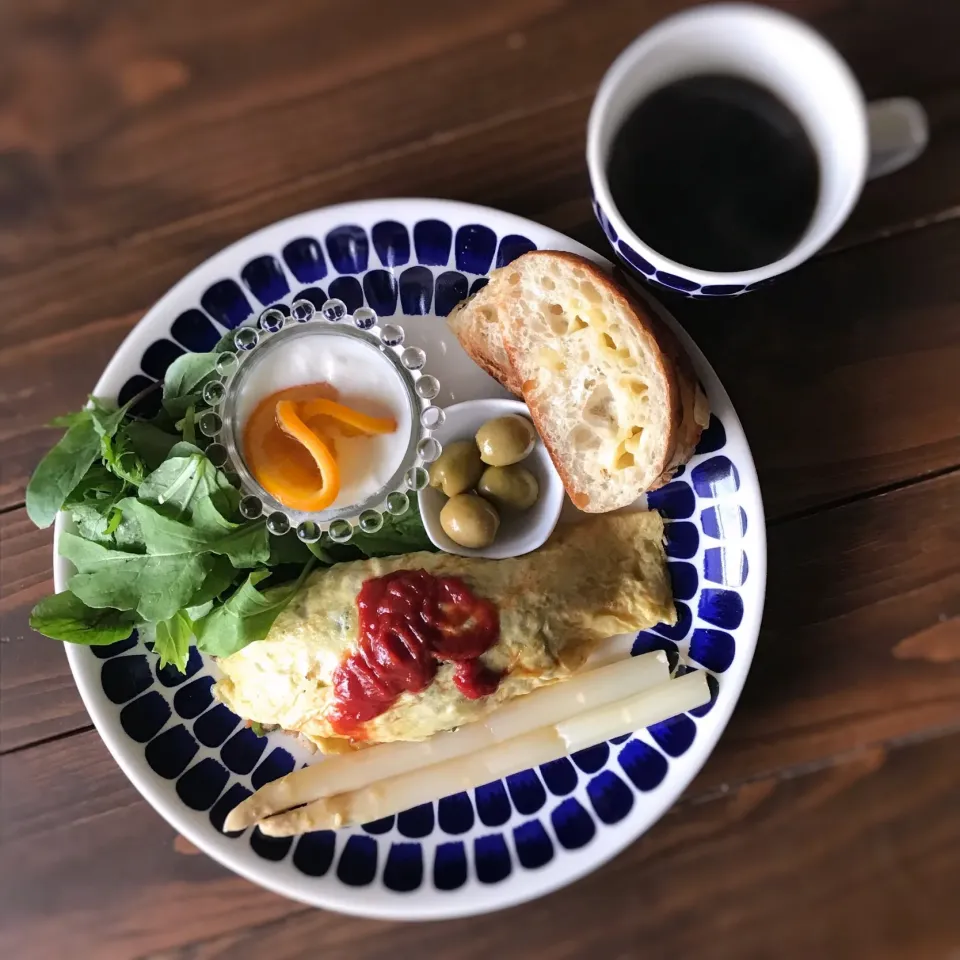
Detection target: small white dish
<box><xmin>418</xmin><ymin>398</ymin><xmax>564</xmax><ymax>559</ymax></box>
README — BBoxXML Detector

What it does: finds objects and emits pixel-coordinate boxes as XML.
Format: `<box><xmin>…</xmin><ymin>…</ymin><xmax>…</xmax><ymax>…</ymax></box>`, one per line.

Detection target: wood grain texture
<box><xmin>0</xmin><ymin>0</ymin><xmax>957</xmax><ymax>275</ymax></box>
<box><xmin>0</xmin><ymin>511</ymin><xmax>90</xmax><ymax>752</ymax></box>
<box><xmin>2</xmin><ymin>721</ymin><xmax>957</xmax><ymax>959</ymax></box>
<box><xmin>672</xmin><ymin>219</ymin><xmax>960</xmax><ymax>519</ymax></box>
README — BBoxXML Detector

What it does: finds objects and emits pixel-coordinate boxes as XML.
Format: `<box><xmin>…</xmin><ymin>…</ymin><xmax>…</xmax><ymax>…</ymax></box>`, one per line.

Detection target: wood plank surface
<box><xmin>0</xmin><ymin>510</ymin><xmax>90</xmax><ymax>752</ymax></box>
<box><xmin>2</xmin><ymin>718</ymin><xmax>957</xmax><ymax>959</ymax></box>
<box><xmin>1</xmin><ymin>0</ymin><xmax>958</xmax><ymax>275</ymax></box>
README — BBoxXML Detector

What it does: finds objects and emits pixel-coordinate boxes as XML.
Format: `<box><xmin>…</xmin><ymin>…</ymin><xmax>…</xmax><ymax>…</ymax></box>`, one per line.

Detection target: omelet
<box><xmin>214</xmin><ymin>512</ymin><xmax>675</xmax><ymax>750</ymax></box>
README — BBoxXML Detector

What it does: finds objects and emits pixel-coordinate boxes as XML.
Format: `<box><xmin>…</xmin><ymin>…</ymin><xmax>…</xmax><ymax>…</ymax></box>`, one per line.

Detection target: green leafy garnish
<box><xmin>26</xmin><ymin>417</ymin><xmax>102</xmax><ymax>529</ymax></box>
<box><xmin>60</xmin><ymin>530</ymin><xmax>214</xmax><ymax>622</ymax></box>
<box><xmin>142</xmin><ymin>611</ymin><xmax>195</xmax><ymax>673</ymax></box>
<box><xmin>29</xmin><ymin>591</ymin><xmax>139</xmax><ymax>645</ymax></box>
<box><xmin>123</xmin><ymin>420</ymin><xmax>180</xmax><ymax>470</ymax></box>
<box><xmin>26</xmin><ymin>391</ymin><xmax>163</xmax><ymax>528</ymax></box>
<box><xmin>193</xmin><ymin>562</ymin><xmax>315</xmax><ymax>658</ymax></box>
<box><xmin>26</xmin><ymin>350</ymin><xmax>437</xmax><ymax>674</ymax></box>
<box><xmin>162</xmin><ymin>353</ymin><xmax>219</xmax><ymax>421</ymax></box>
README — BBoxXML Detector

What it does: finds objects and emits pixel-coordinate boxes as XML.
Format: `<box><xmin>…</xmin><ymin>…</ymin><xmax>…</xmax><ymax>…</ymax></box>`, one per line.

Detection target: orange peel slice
<box><xmin>298</xmin><ymin>398</ymin><xmax>397</xmax><ymax>435</ymax></box>
<box><xmin>255</xmin><ymin>400</ymin><xmax>341</xmax><ymax>512</ymax></box>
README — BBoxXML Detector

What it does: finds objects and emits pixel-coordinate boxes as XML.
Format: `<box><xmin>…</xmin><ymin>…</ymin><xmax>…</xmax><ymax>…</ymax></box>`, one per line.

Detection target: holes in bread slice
<box><xmin>537</xmin><ymin>346</ymin><xmax>565</xmax><ymax>374</ymax></box>
<box><xmin>508</xmin><ymin>272</ymin><xmax>521</xmax><ymax>285</ymax></box>
<box><xmin>542</xmin><ymin>303</ymin><xmax>588</xmax><ymax>336</ymax></box>
<box><xmin>613</xmin><ymin>426</ymin><xmax>645</xmax><ymax>471</ymax></box>
<box><xmin>583</xmin><ymin>383</ymin><xmax>617</xmax><ymax>430</ymax></box>
<box><xmin>580</xmin><ymin>282</ymin><xmax>602</xmax><ymax>303</ymax></box>
<box><xmin>570</xmin><ymin>424</ymin><xmax>603</xmax><ymax>452</ymax></box>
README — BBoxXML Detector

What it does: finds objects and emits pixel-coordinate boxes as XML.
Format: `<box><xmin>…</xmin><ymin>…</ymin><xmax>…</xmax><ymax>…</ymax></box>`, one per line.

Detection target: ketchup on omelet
<box><xmin>327</xmin><ymin>570</ymin><xmax>503</xmax><ymax>736</ymax></box>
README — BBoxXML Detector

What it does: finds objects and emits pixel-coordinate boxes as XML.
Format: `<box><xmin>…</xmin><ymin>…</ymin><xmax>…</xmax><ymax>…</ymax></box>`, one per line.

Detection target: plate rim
<box><xmin>55</xmin><ymin>197</ymin><xmax>766</xmax><ymax>920</ymax></box>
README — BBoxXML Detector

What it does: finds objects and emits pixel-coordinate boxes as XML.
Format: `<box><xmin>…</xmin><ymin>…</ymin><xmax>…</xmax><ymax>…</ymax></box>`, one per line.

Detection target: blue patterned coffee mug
<box><xmin>587</xmin><ymin>4</ymin><xmax>927</xmax><ymax>297</ymax></box>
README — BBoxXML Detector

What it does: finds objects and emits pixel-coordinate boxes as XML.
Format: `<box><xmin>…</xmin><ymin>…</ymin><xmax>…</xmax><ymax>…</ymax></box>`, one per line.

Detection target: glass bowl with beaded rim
<box><xmin>203</xmin><ymin>298</ymin><xmax>443</xmax><ymax>543</ymax></box>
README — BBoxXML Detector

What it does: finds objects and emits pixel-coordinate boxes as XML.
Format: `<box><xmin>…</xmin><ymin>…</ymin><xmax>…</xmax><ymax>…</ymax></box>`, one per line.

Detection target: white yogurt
<box><xmin>234</xmin><ymin>331</ymin><xmax>412</xmax><ymax>509</ymax></box>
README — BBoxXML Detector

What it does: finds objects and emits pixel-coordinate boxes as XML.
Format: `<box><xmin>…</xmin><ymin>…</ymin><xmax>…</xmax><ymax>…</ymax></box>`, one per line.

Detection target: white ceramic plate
<box><xmin>54</xmin><ymin>198</ymin><xmax>765</xmax><ymax>920</ymax></box>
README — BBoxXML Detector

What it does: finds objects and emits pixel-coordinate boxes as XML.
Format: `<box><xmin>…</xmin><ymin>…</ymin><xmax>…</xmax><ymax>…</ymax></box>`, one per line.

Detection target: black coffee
<box><xmin>606</xmin><ymin>75</ymin><xmax>819</xmax><ymax>273</ymax></box>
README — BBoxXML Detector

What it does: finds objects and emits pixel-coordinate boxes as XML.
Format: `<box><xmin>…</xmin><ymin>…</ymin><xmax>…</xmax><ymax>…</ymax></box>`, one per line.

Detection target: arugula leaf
<box><xmin>71</xmin><ymin>502</ymin><xmax>118</xmax><ymax>545</ymax></box>
<box><xmin>27</xmin><ymin>394</ymin><xmax>151</xmax><ymax>529</ymax></box>
<box><xmin>29</xmin><ymin>591</ymin><xmax>138</xmax><ymax>645</ymax></box>
<box><xmin>60</xmin><ymin>531</ymin><xmax>212</xmax><ymax>622</ymax></box>
<box><xmin>48</xmin><ymin>411</ymin><xmax>91</xmax><ymax>429</ymax></box>
<box><xmin>88</xmin><ymin>397</ymin><xmax>134</xmax><ymax>440</ymax></box>
<box><xmin>101</xmin><ymin>429</ymin><xmax>145</xmax><ymax>487</ymax></box>
<box><xmin>162</xmin><ymin>353</ymin><xmax>219</xmax><ymax>420</ymax></box>
<box><xmin>120</xmin><ymin>497</ymin><xmax>268</xmax><ymax>569</ymax></box>
<box><xmin>194</xmin><ymin>561</ymin><xmax>314</xmax><ymax>658</ymax></box>
<box><xmin>139</xmin><ymin>449</ymin><xmax>237</xmax><ymax>519</ymax></box>
<box><xmin>26</xmin><ymin>416</ymin><xmax>103</xmax><ymax>528</ymax></box>
<box><xmin>70</xmin><ymin>497</ymin><xmax>143</xmax><ymax>550</ymax></box>
<box><xmin>268</xmin><ymin>531</ymin><xmax>316</xmax><ymax>566</ymax></box>
<box><xmin>63</xmin><ymin>463</ymin><xmax>126</xmax><ymax>509</ymax></box>
<box><xmin>207</xmin><ymin>516</ymin><xmax>270</xmax><ymax>568</ymax></box>
<box><xmin>185</xmin><ymin>555</ymin><xmax>240</xmax><ymax>614</ymax></box>
<box><xmin>118</xmin><ymin>498</ymin><xmax>216</xmax><ymax>554</ymax></box>
<box><xmin>123</xmin><ymin>421</ymin><xmax>179</xmax><ymax>471</ymax></box>
<box><xmin>141</xmin><ymin>611</ymin><xmax>194</xmax><ymax>673</ymax></box>
<box><xmin>177</xmin><ymin>404</ymin><xmax>198</xmax><ymax>446</ymax></box>
<box><xmin>213</xmin><ymin>331</ymin><xmax>239</xmax><ymax>354</ymax></box>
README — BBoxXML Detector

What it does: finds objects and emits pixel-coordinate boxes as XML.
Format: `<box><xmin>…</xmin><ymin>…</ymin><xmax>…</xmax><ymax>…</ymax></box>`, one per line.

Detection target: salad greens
<box><xmin>27</xmin><ymin>350</ymin><xmax>435</xmax><ymax>673</ymax></box>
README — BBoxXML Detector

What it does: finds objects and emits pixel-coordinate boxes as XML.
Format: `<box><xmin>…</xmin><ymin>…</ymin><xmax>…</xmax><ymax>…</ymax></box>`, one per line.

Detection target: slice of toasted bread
<box><xmin>492</xmin><ymin>251</ymin><xmax>682</xmax><ymax>512</ymax></box>
<box><xmin>447</xmin><ymin>250</ymin><xmax>710</xmax><ymax>510</ymax></box>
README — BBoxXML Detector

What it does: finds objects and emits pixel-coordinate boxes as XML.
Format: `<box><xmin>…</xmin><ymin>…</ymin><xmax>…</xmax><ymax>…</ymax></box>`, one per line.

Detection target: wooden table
<box><xmin>1</xmin><ymin>1</ymin><xmax>958</xmax><ymax>957</ymax></box>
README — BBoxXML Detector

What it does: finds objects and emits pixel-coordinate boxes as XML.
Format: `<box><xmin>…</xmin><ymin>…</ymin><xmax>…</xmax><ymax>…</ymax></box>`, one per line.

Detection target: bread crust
<box><xmin>447</xmin><ymin>281</ymin><xmax>523</xmax><ymax>394</ymax></box>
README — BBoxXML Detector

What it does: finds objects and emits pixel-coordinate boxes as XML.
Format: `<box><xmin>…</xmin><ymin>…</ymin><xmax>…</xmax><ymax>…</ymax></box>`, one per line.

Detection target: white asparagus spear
<box><xmin>224</xmin><ymin>651</ymin><xmax>670</xmax><ymax>832</ymax></box>
<box><xmin>257</xmin><ymin>670</ymin><xmax>709</xmax><ymax>837</ymax></box>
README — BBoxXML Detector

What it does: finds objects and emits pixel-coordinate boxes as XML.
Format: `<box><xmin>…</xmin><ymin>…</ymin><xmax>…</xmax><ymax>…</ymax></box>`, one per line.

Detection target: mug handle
<box><xmin>866</xmin><ymin>97</ymin><xmax>928</xmax><ymax>179</ymax></box>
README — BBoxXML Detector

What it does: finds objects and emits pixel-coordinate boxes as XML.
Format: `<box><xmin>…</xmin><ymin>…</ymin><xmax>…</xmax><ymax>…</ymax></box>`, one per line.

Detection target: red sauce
<box><xmin>327</xmin><ymin>569</ymin><xmax>502</xmax><ymax>735</ymax></box>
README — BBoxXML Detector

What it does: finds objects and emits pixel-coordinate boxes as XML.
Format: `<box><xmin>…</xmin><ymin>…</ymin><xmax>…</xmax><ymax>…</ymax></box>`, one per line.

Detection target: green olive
<box><xmin>428</xmin><ymin>440</ymin><xmax>484</xmax><ymax>497</ymax></box>
<box><xmin>439</xmin><ymin>494</ymin><xmax>500</xmax><ymax>549</ymax></box>
<box><xmin>477</xmin><ymin>465</ymin><xmax>539</xmax><ymax>510</ymax></box>
<box><xmin>475</xmin><ymin>415</ymin><xmax>536</xmax><ymax>466</ymax></box>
